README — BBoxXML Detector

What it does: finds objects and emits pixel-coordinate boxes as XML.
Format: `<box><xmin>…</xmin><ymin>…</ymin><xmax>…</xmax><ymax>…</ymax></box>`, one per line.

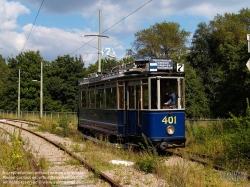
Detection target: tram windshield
<box><xmin>150</xmin><ymin>77</ymin><xmax>185</xmax><ymax>109</ymax></box>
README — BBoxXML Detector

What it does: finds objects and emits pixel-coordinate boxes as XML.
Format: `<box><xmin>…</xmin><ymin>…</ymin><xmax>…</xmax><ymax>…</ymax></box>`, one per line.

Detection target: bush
<box><xmin>188</xmin><ymin>99</ymin><xmax>250</xmax><ymax>171</ymax></box>
<box><xmin>58</xmin><ymin>115</ymin><xmax>71</xmax><ymax>137</ymax></box>
<box><xmin>222</xmin><ymin>103</ymin><xmax>250</xmax><ymax>169</ymax></box>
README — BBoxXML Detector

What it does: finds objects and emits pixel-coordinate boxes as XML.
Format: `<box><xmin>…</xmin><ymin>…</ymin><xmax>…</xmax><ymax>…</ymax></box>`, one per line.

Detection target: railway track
<box><xmin>0</xmin><ymin>126</ymin><xmax>52</xmax><ymax>187</ymax></box>
<box><xmin>167</xmin><ymin>149</ymin><xmax>250</xmax><ymax>181</ymax></box>
<box><xmin>0</xmin><ymin>119</ymin><xmax>120</xmax><ymax>187</ymax></box>
<box><xmin>1</xmin><ymin>118</ymin><xmax>249</xmax><ymax>186</ymax></box>
<box><xmin>0</xmin><ymin>119</ymin><xmax>168</xmax><ymax>187</ymax></box>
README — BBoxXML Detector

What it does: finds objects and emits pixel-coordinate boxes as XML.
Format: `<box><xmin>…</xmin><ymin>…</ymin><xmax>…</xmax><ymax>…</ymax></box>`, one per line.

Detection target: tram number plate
<box><xmin>162</xmin><ymin>116</ymin><xmax>177</xmax><ymax>124</ymax></box>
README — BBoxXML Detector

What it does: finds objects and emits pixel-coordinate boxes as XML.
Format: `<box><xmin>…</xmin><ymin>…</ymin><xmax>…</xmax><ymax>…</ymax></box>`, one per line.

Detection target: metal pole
<box><xmin>40</xmin><ymin>61</ymin><xmax>43</xmax><ymax>119</ymax></box>
<box><xmin>18</xmin><ymin>69</ymin><xmax>20</xmax><ymax>118</ymax></box>
<box><xmin>247</xmin><ymin>34</ymin><xmax>250</xmax><ymax>53</ymax></box>
<box><xmin>98</xmin><ymin>9</ymin><xmax>102</xmax><ymax>73</ymax></box>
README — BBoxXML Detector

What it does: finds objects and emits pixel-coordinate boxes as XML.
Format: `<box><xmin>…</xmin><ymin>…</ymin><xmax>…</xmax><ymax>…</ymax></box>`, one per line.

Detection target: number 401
<box><xmin>162</xmin><ymin>116</ymin><xmax>177</xmax><ymax>124</ymax></box>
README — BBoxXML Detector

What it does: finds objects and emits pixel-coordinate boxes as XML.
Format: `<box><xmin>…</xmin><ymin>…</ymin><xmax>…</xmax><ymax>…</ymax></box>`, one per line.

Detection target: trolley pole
<box><xmin>84</xmin><ymin>9</ymin><xmax>109</xmax><ymax>73</ymax></box>
<box><xmin>98</xmin><ymin>9</ymin><xmax>102</xmax><ymax>73</ymax></box>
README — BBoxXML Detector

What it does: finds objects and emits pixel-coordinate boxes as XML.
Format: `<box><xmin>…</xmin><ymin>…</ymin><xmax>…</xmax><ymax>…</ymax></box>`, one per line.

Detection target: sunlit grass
<box><xmin>1</xmin><ymin>113</ymin><xmax>249</xmax><ymax>186</ymax></box>
<box><xmin>0</xmin><ymin>130</ymin><xmax>37</xmax><ymax>187</ymax></box>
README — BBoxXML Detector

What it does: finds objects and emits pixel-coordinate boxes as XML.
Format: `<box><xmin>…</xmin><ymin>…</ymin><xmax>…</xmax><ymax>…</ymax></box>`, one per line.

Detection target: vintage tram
<box><xmin>78</xmin><ymin>58</ymin><xmax>186</xmax><ymax>150</ymax></box>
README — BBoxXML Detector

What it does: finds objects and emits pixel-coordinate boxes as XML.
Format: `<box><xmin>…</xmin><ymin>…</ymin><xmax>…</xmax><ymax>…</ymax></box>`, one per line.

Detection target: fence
<box><xmin>0</xmin><ymin>110</ymin><xmax>78</xmax><ymax>123</ymax></box>
<box><xmin>0</xmin><ymin>110</ymin><xmax>227</xmax><ymax>129</ymax></box>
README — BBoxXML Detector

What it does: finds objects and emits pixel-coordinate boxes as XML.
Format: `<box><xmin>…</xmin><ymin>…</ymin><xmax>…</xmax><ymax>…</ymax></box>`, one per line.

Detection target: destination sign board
<box><xmin>150</xmin><ymin>59</ymin><xmax>173</xmax><ymax>71</ymax></box>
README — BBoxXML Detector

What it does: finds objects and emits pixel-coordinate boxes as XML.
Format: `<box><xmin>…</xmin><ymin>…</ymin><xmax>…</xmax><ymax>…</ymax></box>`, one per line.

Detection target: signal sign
<box><xmin>177</xmin><ymin>63</ymin><xmax>184</xmax><ymax>72</ymax></box>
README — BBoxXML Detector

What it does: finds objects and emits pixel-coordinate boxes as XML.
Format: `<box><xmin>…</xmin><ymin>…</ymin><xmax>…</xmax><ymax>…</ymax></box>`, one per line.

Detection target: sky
<box><xmin>0</xmin><ymin>0</ymin><xmax>249</xmax><ymax>67</ymax></box>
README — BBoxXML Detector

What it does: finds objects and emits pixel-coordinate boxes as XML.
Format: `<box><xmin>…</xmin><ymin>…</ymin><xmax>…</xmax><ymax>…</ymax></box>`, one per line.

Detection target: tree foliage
<box><xmin>132</xmin><ymin>21</ymin><xmax>190</xmax><ymax>59</ymax></box>
<box><xmin>45</xmin><ymin>54</ymin><xmax>86</xmax><ymax>111</ymax></box>
<box><xmin>185</xmin><ymin>63</ymin><xmax>209</xmax><ymax>118</ymax></box>
<box><xmin>5</xmin><ymin>51</ymin><xmax>44</xmax><ymax>111</ymax></box>
<box><xmin>0</xmin><ymin>55</ymin><xmax>10</xmax><ymax>109</ymax></box>
<box><xmin>188</xmin><ymin>8</ymin><xmax>250</xmax><ymax>117</ymax></box>
<box><xmin>1</xmin><ymin>51</ymin><xmax>86</xmax><ymax>112</ymax></box>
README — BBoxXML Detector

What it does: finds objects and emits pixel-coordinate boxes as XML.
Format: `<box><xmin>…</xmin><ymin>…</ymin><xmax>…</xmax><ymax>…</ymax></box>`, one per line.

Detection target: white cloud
<box><xmin>0</xmin><ymin>0</ymin><xmax>29</xmax><ymax>30</ymax></box>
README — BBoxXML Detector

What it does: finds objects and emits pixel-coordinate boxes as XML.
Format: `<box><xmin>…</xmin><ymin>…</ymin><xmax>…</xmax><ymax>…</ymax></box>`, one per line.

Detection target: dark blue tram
<box><xmin>78</xmin><ymin>58</ymin><xmax>186</xmax><ymax>150</ymax></box>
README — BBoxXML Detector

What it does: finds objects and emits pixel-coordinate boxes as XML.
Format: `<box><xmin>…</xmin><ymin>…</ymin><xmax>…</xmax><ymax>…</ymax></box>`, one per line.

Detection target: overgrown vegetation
<box><xmin>135</xmin><ymin>134</ymin><xmax>158</xmax><ymax>173</ymax></box>
<box><xmin>1</xmin><ymin>113</ymin><xmax>249</xmax><ymax>186</ymax></box>
<box><xmin>186</xmin><ymin>99</ymin><xmax>250</xmax><ymax>172</ymax></box>
<box><xmin>0</xmin><ymin>129</ymin><xmax>37</xmax><ymax>187</ymax></box>
<box><xmin>0</xmin><ymin>129</ymin><xmax>29</xmax><ymax>171</ymax></box>
<box><xmin>37</xmin><ymin>114</ymin><xmax>81</xmax><ymax>139</ymax></box>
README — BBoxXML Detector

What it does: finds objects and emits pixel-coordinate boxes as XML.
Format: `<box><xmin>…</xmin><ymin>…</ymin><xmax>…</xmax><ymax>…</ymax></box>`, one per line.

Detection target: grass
<box><xmin>37</xmin><ymin>156</ymin><xmax>51</xmax><ymax>170</ymax></box>
<box><xmin>0</xmin><ymin>130</ymin><xmax>37</xmax><ymax>187</ymax></box>
<box><xmin>1</xmin><ymin>112</ymin><xmax>249</xmax><ymax>186</ymax></box>
<box><xmin>185</xmin><ymin>118</ymin><xmax>250</xmax><ymax>172</ymax></box>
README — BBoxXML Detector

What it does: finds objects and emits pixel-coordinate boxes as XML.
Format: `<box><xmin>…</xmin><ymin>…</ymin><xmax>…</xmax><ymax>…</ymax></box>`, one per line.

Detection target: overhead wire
<box><xmin>70</xmin><ymin>0</ymin><xmax>152</xmax><ymax>55</ymax></box>
<box><xmin>21</xmin><ymin>0</ymin><xmax>45</xmax><ymax>53</ymax></box>
<box><xmin>102</xmin><ymin>0</ymin><xmax>152</xmax><ymax>34</ymax></box>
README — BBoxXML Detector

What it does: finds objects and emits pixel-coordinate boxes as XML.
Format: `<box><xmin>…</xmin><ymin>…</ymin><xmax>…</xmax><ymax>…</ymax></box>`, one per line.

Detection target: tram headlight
<box><xmin>166</xmin><ymin>125</ymin><xmax>175</xmax><ymax>135</ymax></box>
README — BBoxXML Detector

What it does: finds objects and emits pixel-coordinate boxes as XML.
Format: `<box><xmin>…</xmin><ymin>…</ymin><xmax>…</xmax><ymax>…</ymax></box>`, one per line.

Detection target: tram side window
<box><xmin>151</xmin><ymin>79</ymin><xmax>157</xmax><ymax>109</ymax></box>
<box><xmin>81</xmin><ymin>91</ymin><xmax>87</xmax><ymax>108</ymax></box>
<box><xmin>180</xmin><ymin>78</ymin><xmax>185</xmax><ymax>109</ymax></box>
<box><xmin>135</xmin><ymin>85</ymin><xmax>141</xmax><ymax>109</ymax></box>
<box><xmin>89</xmin><ymin>90</ymin><xmax>95</xmax><ymax>108</ymax></box>
<box><xmin>142</xmin><ymin>85</ymin><xmax>148</xmax><ymax>109</ymax></box>
<box><xmin>128</xmin><ymin>86</ymin><xmax>135</xmax><ymax>109</ymax></box>
<box><xmin>118</xmin><ymin>86</ymin><xmax>124</xmax><ymax>109</ymax></box>
<box><xmin>96</xmin><ymin>89</ymin><xmax>105</xmax><ymax>108</ymax></box>
<box><xmin>161</xmin><ymin>79</ymin><xmax>177</xmax><ymax>109</ymax></box>
<box><xmin>106</xmin><ymin>87</ymin><xmax>117</xmax><ymax>109</ymax></box>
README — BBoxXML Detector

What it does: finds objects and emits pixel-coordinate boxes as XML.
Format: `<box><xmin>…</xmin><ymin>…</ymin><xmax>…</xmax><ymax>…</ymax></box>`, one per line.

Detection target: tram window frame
<box><xmin>80</xmin><ymin>86</ymin><xmax>88</xmax><ymax>108</ymax></box>
<box><xmin>96</xmin><ymin>88</ymin><xmax>105</xmax><ymax>109</ymax></box>
<box><xmin>160</xmin><ymin>78</ymin><xmax>177</xmax><ymax>109</ymax></box>
<box><xmin>179</xmin><ymin>78</ymin><xmax>185</xmax><ymax>109</ymax></box>
<box><xmin>127</xmin><ymin>78</ymin><xmax>149</xmax><ymax>110</ymax></box>
<box><xmin>81</xmin><ymin>91</ymin><xmax>87</xmax><ymax>108</ymax></box>
<box><xmin>106</xmin><ymin>86</ymin><xmax>117</xmax><ymax>109</ymax></box>
<box><xmin>148</xmin><ymin>77</ymin><xmax>185</xmax><ymax>110</ymax></box>
<box><xmin>142</xmin><ymin>84</ymin><xmax>149</xmax><ymax>109</ymax></box>
<box><xmin>128</xmin><ymin>85</ymin><xmax>135</xmax><ymax>109</ymax></box>
<box><xmin>150</xmin><ymin>79</ymin><xmax>158</xmax><ymax>109</ymax></box>
<box><xmin>127</xmin><ymin>80</ymin><xmax>143</xmax><ymax>110</ymax></box>
<box><xmin>135</xmin><ymin>85</ymin><xmax>141</xmax><ymax>109</ymax></box>
<box><xmin>88</xmin><ymin>85</ymin><xmax>96</xmax><ymax>108</ymax></box>
<box><xmin>118</xmin><ymin>85</ymin><xmax>124</xmax><ymax>109</ymax></box>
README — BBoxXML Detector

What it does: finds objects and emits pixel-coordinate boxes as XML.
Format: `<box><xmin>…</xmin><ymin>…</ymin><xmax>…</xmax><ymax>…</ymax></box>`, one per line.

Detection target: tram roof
<box><xmin>79</xmin><ymin>58</ymin><xmax>184</xmax><ymax>85</ymax></box>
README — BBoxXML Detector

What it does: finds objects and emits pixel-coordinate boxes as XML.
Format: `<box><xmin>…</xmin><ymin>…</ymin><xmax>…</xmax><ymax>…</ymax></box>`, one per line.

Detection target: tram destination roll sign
<box><xmin>150</xmin><ymin>59</ymin><xmax>173</xmax><ymax>71</ymax></box>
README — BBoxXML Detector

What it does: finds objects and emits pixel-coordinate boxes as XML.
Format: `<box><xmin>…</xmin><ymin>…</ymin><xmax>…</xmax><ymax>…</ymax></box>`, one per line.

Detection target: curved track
<box><xmin>167</xmin><ymin>149</ymin><xmax>250</xmax><ymax>181</ymax></box>
<box><xmin>0</xmin><ymin>119</ymin><xmax>122</xmax><ymax>187</ymax></box>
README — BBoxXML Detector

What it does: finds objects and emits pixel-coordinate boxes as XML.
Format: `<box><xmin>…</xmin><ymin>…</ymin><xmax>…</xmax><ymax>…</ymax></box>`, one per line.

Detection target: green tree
<box><xmin>187</xmin><ymin>22</ymin><xmax>223</xmax><ymax>115</ymax></box>
<box><xmin>188</xmin><ymin>8</ymin><xmax>250</xmax><ymax>117</ymax></box>
<box><xmin>5</xmin><ymin>51</ymin><xmax>45</xmax><ymax>111</ymax></box>
<box><xmin>0</xmin><ymin>55</ymin><xmax>10</xmax><ymax>109</ymax></box>
<box><xmin>132</xmin><ymin>21</ymin><xmax>190</xmax><ymax>60</ymax></box>
<box><xmin>185</xmin><ymin>62</ymin><xmax>209</xmax><ymax>118</ymax></box>
<box><xmin>46</xmin><ymin>54</ymin><xmax>86</xmax><ymax>112</ymax></box>
<box><xmin>209</xmin><ymin>8</ymin><xmax>250</xmax><ymax>117</ymax></box>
